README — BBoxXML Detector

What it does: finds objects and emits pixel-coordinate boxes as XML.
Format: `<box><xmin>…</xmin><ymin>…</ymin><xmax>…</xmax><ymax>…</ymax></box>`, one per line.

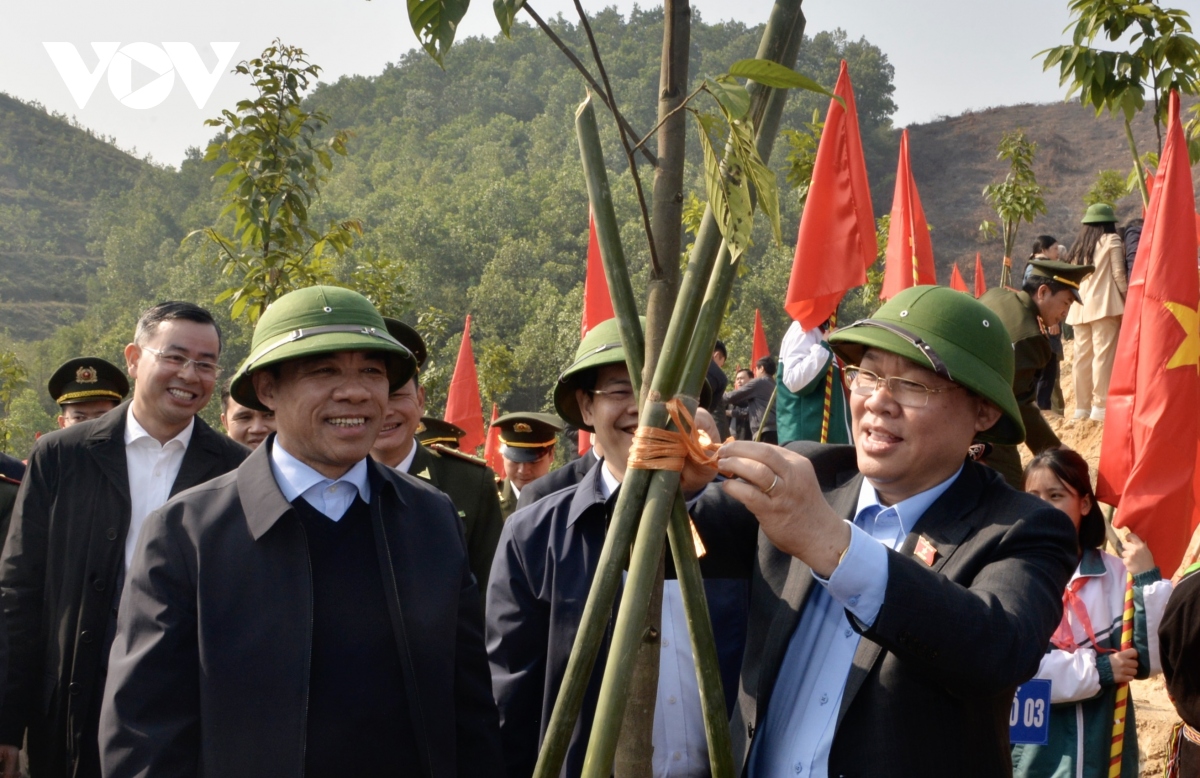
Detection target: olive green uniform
<box><xmin>409</xmin><ymin>443</ymin><xmax>505</xmax><ymax>591</ymax></box>
<box><xmin>979</xmin><ymin>288</ymin><xmax>1061</xmax><ymax>487</ymax></box>
<box><xmin>498</xmin><ymin>479</ymin><xmax>518</xmax><ymax>521</ymax></box>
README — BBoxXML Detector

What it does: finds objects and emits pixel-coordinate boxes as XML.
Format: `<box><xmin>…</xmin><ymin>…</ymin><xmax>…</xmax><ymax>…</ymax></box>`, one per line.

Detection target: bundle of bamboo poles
<box><xmin>530</xmin><ymin>2</ymin><xmax>806</xmax><ymax>776</ymax></box>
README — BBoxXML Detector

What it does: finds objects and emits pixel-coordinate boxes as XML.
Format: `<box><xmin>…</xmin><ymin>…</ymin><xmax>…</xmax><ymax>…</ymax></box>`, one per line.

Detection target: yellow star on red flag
<box><xmin>1164</xmin><ymin>301</ymin><xmax>1200</xmax><ymax>372</ymax></box>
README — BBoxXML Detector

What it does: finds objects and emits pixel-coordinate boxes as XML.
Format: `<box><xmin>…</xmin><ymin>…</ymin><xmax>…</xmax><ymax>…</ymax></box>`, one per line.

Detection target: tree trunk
<box><xmin>615</xmin><ymin>4</ymin><xmax>690</xmax><ymax>775</ymax></box>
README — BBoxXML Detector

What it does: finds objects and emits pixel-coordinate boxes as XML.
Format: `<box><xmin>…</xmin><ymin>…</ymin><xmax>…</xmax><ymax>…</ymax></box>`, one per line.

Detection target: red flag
<box><xmin>751</xmin><ymin>309</ymin><xmax>770</xmax><ymax>366</ymax></box>
<box><xmin>880</xmin><ymin>129</ymin><xmax>936</xmax><ymax>299</ymax></box>
<box><xmin>949</xmin><ymin>263</ymin><xmax>968</xmax><ymax>293</ymax></box>
<box><xmin>784</xmin><ymin>61</ymin><xmax>876</xmax><ymax>329</ymax></box>
<box><xmin>581</xmin><ymin>211</ymin><xmax>615</xmax><ymax>338</ymax></box>
<box><xmin>444</xmin><ymin>314</ymin><xmax>486</xmax><ymax>452</ymax></box>
<box><xmin>1096</xmin><ymin>92</ymin><xmax>1200</xmax><ymax>576</ymax></box>
<box><xmin>484</xmin><ymin>403</ymin><xmax>504</xmax><ymax>474</ymax></box>
<box><xmin>974</xmin><ymin>252</ymin><xmax>987</xmax><ymax>298</ymax></box>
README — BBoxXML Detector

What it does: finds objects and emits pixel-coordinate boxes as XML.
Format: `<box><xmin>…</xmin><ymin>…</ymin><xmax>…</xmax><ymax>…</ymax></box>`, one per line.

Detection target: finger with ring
<box><xmin>761</xmin><ymin>474</ymin><xmax>780</xmax><ymax>496</ymax></box>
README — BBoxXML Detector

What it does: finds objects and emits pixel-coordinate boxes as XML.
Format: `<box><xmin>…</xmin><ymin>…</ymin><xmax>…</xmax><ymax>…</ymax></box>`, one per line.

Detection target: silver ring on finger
<box><xmin>761</xmin><ymin>474</ymin><xmax>780</xmax><ymax>497</ymax></box>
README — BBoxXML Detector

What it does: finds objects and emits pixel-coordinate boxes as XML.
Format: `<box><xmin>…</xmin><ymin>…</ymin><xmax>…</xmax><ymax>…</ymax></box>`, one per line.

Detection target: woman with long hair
<box><xmin>1065</xmin><ymin>204</ymin><xmax>1127</xmax><ymax>421</ymax></box>
<box><xmin>1012</xmin><ymin>448</ymin><xmax>1172</xmax><ymax>778</ymax></box>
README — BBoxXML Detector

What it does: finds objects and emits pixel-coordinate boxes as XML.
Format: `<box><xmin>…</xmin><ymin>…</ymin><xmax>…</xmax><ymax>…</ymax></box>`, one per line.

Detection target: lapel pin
<box><xmin>915</xmin><ymin>535</ymin><xmax>938</xmax><ymax>567</ymax></box>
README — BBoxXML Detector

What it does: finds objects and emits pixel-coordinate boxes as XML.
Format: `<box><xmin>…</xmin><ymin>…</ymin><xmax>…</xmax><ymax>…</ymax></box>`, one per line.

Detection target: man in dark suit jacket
<box><xmin>515</xmin><ymin>446</ymin><xmax>597</xmax><ymax>511</ymax></box>
<box><xmin>717</xmin><ymin>286</ymin><xmax>1078</xmax><ymax>778</ymax></box>
<box><xmin>99</xmin><ymin>286</ymin><xmax>501</xmax><ymax>777</ymax></box>
<box><xmin>0</xmin><ymin>302</ymin><xmax>247</xmax><ymax>778</ymax></box>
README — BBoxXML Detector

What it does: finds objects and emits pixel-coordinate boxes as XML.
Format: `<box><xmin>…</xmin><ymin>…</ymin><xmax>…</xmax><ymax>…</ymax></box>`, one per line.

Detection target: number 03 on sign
<box><xmin>1009</xmin><ymin>680</ymin><xmax>1051</xmax><ymax>745</ymax></box>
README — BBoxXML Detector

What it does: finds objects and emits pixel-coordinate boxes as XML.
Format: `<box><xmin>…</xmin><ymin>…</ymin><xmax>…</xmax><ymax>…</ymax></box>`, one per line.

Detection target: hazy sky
<box><xmin>1</xmin><ymin>0</ymin><xmax>1078</xmax><ymax>166</ymax></box>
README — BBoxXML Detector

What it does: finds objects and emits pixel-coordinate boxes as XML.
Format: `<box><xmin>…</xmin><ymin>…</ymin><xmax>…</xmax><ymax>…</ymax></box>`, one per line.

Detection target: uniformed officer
<box><xmin>416</xmin><ymin>417</ymin><xmax>466</xmax><ymax>449</ymax></box>
<box><xmin>491</xmin><ymin>412</ymin><xmax>562</xmax><ymax>519</ymax></box>
<box><xmin>47</xmin><ymin>357</ymin><xmax>129</xmax><ymax>428</ymax></box>
<box><xmin>369</xmin><ymin>318</ymin><xmax>505</xmax><ymax>594</ymax></box>
<box><xmin>979</xmin><ymin>258</ymin><xmax>1094</xmax><ymax>488</ymax></box>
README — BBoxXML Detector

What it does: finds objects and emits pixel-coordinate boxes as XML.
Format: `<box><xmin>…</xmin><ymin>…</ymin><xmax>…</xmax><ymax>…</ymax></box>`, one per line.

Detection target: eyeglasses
<box><xmin>141</xmin><ymin>346</ymin><xmax>223</xmax><ymax>378</ymax></box>
<box><xmin>589</xmin><ymin>386</ymin><xmax>635</xmax><ymax>403</ymax></box>
<box><xmin>843</xmin><ymin>366</ymin><xmax>961</xmax><ymax>409</ymax></box>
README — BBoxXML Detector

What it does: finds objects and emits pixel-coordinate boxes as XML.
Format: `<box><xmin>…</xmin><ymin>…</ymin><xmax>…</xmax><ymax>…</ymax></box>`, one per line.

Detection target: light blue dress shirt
<box><xmin>748</xmin><ymin>467</ymin><xmax>962</xmax><ymax>778</ymax></box>
<box><xmin>269</xmin><ymin>440</ymin><xmax>371</xmax><ymax>521</ymax></box>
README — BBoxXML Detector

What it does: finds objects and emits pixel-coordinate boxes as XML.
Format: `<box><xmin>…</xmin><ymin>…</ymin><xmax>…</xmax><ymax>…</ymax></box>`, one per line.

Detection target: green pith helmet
<box><xmin>1081</xmin><ymin>203</ymin><xmax>1117</xmax><ymax>224</ymax></box>
<box><xmin>828</xmin><ymin>285</ymin><xmax>1024</xmax><ymax>445</ymax></box>
<box><xmin>554</xmin><ymin>317</ymin><xmax>644</xmax><ymax>432</ymax></box>
<box><xmin>229</xmin><ymin>286</ymin><xmax>416</xmax><ymax>412</ymax></box>
<box><xmin>1027</xmin><ymin>258</ymin><xmax>1095</xmax><ymax>304</ymax></box>
<box><xmin>48</xmin><ymin>357</ymin><xmax>129</xmax><ymax>407</ymax></box>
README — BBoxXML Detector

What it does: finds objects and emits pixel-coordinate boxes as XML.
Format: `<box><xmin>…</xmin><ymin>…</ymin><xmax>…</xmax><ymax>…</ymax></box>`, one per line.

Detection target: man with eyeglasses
<box><xmin>0</xmin><ymin>301</ymin><xmax>247</xmax><ymax>778</ymax></box>
<box><xmin>717</xmin><ymin>286</ymin><xmax>1078</xmax><ymax>778</ymax></box>
<box><xmin>487</xmin><ymin>317</ymin><xmax>758</xmax><ymax>778</ymax></box>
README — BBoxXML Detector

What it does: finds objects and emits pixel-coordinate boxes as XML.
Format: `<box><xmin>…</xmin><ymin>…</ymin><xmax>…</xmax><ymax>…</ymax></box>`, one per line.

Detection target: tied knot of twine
<box><xmin>627</xmin><ymin>397</ymin><xmax>723</xmax><ymax>473</ymax></box>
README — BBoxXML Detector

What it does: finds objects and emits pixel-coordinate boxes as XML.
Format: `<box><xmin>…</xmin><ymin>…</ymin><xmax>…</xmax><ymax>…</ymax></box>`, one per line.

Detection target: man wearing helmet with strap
<box><xmin>718</xmin><ymin>286</ymin><xmax>1078</xmax><ymax>778</ymax></box>
<box><xmin>98</xmin><ymin>286</ymin><xmax>501</xmax><ymax>778</ymax></box>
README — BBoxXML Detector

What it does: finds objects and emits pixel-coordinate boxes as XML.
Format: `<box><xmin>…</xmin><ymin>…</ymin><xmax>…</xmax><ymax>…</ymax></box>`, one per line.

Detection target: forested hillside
<box><xmin>0</xmin><ymin>93</ymin><xmax>147</xmax><ymax>337</ymax></box>
<box><xmin>0</xmin><ymin>9</ymin><xmax>899</xmax><ymax>449</ymax></box>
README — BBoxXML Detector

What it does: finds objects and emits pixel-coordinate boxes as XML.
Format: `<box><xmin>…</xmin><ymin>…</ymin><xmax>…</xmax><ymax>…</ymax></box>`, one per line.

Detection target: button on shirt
<box><xmin>124</xmin><ymin>409</ymin><xmax>193</xmax><ymax>569</ymax></box>
<box><xmin>748</xmin><ymin>467</ymin><xmax>961</xmax><ymax>778</ymax></box>
<box><xmin>599</xmin><ymin>464</ymin><xmax>707</xmax><ymax>777</ymax></box>
<box><xmin>270</xmin><ymin>440</ymin><xmax>371</xmax><ymax>521</ymax></box>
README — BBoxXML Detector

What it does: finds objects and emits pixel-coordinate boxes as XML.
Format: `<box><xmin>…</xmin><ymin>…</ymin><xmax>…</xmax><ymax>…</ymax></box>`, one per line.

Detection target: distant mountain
<box><xmin>0</xmin><ymin>93</ymin><xmax>147</xmax><ymax>340</ymax></box>
<box><xmin>907</xmin><ymin>98</ymin><xmax>1200</xmax><ymax>286</ymax></box>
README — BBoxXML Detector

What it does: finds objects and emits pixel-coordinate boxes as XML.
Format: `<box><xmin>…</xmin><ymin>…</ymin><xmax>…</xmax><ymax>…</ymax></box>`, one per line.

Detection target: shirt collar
<box><xmin>269</xmin><ymin>438</ymin><xmax>371</xmax><ymax>505</ymax></box>
<box><xmin>124</xmin><ymin>405</ymin><xmax>194</xmax><ymax>449</ymax></box>
<box><xmin>566</xmin><ymin>457</ymin><xmax>613</xmax><ymax>528</ymax></box>
<box><xmin>598</xmin><ymin>460</ymin><xmax>622</xmax><ymax>500</ymax></box>
<box><xmin>395</xmin><ymin>438</ymin><xmax>419</xmax><ymax>474</ymax></box>
<box><xmin>855</xmin><ymin>465</ymin><xmax>963</xmax><ymax>536</ymax></box>
<box><xmin>510</xmin><ymin>481</ymin><xmax>522</xmax><ymax>499</ymax></box>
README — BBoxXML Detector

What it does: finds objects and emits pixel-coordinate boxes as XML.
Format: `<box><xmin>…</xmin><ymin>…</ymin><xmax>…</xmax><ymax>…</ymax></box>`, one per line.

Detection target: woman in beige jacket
<box><xmin>1066</xmin><ymin>203</ymin><xmax>1127</xmax><ymax>422</ymax></box>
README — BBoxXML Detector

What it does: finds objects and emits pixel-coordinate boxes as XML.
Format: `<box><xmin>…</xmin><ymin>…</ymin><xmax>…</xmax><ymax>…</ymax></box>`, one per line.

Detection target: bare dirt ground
<box><xmin>1029</xmin><ymin>340</ymin><xmax>1176</xmax><ymax>777</ymax></box>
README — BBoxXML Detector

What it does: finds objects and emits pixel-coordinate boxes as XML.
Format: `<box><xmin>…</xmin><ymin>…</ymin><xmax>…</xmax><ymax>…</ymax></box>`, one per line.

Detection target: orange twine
<box><xmin>627</xmin><ymin>397</ymin><xmax>723</xmax><ymax>473</ymax></box>
<box><xmin>626</xmin><ymin>397</ymin><xmax>723</xmax><ymax>559</ymax></box>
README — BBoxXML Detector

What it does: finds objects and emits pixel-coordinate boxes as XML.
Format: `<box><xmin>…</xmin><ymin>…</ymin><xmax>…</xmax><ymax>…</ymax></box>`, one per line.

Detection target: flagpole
<box><xmin>1108</xmin><ymin>572</ymin><xmax>1134</xmax><ymax>777</ymax></box>
<box><xmin>819</xmin><ymin>311</ymin><xmax>838</xmax><ymax>444</ymax></box>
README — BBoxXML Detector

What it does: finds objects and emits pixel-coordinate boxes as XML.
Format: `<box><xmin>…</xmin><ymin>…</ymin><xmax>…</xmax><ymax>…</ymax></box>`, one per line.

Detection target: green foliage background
<box><xmin>0</xmin><ymin>11</ymin><xmax>897</xmax><ymax>454</ymax></box>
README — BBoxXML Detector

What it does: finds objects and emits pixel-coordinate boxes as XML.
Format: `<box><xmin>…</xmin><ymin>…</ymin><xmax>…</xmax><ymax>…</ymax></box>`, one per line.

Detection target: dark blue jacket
<box><xmin>485</xmin><ymin>460</ymin><xmax>757</xmax><ymax>777</ymax></box>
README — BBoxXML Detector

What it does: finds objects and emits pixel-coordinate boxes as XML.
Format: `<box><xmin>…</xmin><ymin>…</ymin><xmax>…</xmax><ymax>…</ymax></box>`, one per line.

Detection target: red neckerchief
<box><xmin>1050</xmin><ymin>575</ymin><xmax>1116</xmax><ymax>654</ymax></box>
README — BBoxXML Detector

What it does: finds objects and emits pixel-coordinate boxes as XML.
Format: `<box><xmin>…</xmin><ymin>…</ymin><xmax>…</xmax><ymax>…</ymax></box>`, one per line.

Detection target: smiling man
<box><xmin>97</xmin><ymin>287</ymin><xmax>501</xmax><ymax>778</ymax></box>
<box><xmin>0</xmin><ymin>302</ymin><xmax>247</xmax><ymax>778</ymax></box>
<box><xmin>718</xmin><ymin>286</ymin><xmax>1078</xmax><ymax>778</ymax></box>
<box><xmin>370</xmin><ymin>318</ymin><xmax>504</xmax><ymax>593</ymax></box>
<box><xmin>219</xmin><ymin>384</ymin><xmax>276</xmax><ymax>449</ymax></box>
<box><xmin>487</xmin><ymin>317</ymin><xmax>758</xmax><ymax>778</ymax></box>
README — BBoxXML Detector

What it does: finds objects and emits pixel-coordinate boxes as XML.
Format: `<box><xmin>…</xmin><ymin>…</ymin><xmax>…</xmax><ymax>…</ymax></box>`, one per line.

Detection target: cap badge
<box><xmin>514</xmin><ymin>422</ymin><xmax>532</xmax><ymax>433</ymax></box>
<box><xmin>75</xmin><ymin>366</ymin><xmax>98</xmax><ymax>384</ymax></box>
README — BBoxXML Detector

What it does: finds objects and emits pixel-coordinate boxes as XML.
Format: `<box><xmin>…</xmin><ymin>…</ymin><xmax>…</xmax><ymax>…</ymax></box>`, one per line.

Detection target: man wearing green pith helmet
<box><xmin>717</xmin><ymin>286</ymin><xmax>1078</xmax><ymax>778</ymax></box>
<box><xmin>98</xmin><ymin>286</ymin><xmax>502</xmax><ymax>777</ymax></box>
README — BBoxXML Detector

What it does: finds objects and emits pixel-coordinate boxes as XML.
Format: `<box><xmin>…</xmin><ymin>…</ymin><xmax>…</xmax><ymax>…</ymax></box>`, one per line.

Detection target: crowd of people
<box><xmin>0</xmin><ymin>224</ymin><xmax>1197</xmax><ymax>778</ymax></box>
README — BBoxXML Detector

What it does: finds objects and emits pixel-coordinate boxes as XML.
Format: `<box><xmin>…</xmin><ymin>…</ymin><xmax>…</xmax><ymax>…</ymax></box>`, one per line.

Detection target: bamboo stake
<box><xmin>535</xmin><ymin>4</ymin><xmax>806</xmax><ymax>776</ymax></box>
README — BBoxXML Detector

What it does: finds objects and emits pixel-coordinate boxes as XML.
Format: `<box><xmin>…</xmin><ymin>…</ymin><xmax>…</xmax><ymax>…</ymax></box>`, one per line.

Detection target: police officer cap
<box><xmin>417</xmin><ymin>417</ymin><xmax>466</xmax><ymax>448</ymax></box>
<box><xmin>48</xmin><ymin>357</ymin><xmax>129</xmax><ymax>407</ymax></box>
<box><xmin>229</xmin><ymin>286</ymin><xmax>416</xmax><ymax>412</ymax></box>
<box><xmin>382</xmin><ymin>317</ymin><xmax>428</xmax><ymax>371</ymax></box>
<box><xmin>494</xmin><ymin>412</ymin><xmax>563</xmax><ymax>463</ymax></box>
<box><xmin>1027</xmin><ymin>259</ymin><xmax>1095</xmax><ymax>304</ymax></box>
<box><xmin>829</xmin><ymin>285</ymin><xmax>1025</xmax><ymax>445</ymax></box>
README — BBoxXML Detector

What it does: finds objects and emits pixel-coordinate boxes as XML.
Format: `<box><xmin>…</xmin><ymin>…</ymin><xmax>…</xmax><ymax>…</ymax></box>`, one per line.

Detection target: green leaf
<box><xmin>408</xmin><ymin>0</ymin><xmax>471</xmax><ymax>66</ymax></box>
<box><xmin>728</xmin><ymin>118</ymin><xmax>781</xmax><ymax>245</ymax></box>
<box><xmin>727</xmin><ymin>59</ymin><xmax>840</xmax><ymax>105</ymax></box>
<box><xmin>494</xmin><ymin>0</ymin><xmax>525</xmax><ymax>38</ymax></box>
<box><xmin>705</xmin><ymin>76</ymin><xmax>751</xmax><ymax>120</ymax></box>
<box><xmin>693</xmin><ymin>111</ymin><xmax>754</xmax><ymax>261</ymax></box>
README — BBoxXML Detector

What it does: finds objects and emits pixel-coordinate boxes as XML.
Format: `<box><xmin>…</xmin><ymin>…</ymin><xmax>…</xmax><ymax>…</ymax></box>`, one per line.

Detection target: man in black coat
<box><xmin>99</xmin><ymin>286</ymin><xmax>501</xmax><ymax>778</ymax></box>
<box><xmin>0</xmin><ymin>302</ymin><xmax>247</xmax><ymax>778</ymax></box>
<box><xmin>717</xmin><ymin>286</ymin><xmax>1077</xmax><ymax>778</ymax></box>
